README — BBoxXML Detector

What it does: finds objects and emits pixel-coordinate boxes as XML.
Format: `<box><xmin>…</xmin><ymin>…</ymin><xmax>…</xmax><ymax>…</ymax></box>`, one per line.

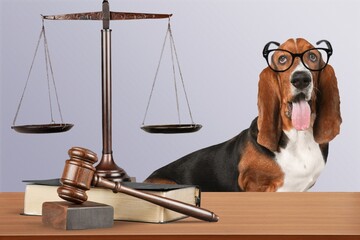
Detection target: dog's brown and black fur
<box><xmin>146</xmin><ymin>38</ymin><xmax>341</xmax><ymax>192</ymax></box>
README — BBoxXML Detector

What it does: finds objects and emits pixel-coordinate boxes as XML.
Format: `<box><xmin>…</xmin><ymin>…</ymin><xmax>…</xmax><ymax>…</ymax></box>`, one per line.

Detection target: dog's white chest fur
<box><xmin>275</xmin><ymin>128</ymin><xmax>325</xmax><ymax>192</ymax></box>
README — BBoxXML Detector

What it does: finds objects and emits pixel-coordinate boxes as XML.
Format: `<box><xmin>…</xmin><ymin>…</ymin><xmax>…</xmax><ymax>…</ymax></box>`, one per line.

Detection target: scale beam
<box><xmin>42</xmin><ymin>11</ymin><xmax>172</xmax><ymax>21</ymax></box>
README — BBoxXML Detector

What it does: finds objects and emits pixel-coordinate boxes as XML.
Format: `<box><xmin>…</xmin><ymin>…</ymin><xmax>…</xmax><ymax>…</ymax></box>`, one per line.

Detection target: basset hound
<box><xmin>145</xmin><ymin>38</ymin><xmax>342</xmax><ymax>192</ymax></box>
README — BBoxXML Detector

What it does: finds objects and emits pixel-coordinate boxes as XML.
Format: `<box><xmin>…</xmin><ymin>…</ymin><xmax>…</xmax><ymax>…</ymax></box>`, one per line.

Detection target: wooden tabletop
<box><xmin>1</xmin><ymin>192</ymin><xmax>360</xmax><ymax>239</ymax></box>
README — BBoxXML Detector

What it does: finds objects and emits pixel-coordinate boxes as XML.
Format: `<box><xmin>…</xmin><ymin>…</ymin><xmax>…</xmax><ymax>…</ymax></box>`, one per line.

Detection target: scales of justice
<box><xmin>11</xmin><ymin>0</ymin><xmax>202</xmax><ymax>182</ymax></box>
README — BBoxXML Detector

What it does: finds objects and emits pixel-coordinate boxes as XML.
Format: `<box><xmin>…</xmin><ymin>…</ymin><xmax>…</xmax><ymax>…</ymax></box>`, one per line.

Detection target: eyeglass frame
<box><xmin>262</xmin><ymin>40</ymin><xmax>333</xmax><ymax>72</ymax></box>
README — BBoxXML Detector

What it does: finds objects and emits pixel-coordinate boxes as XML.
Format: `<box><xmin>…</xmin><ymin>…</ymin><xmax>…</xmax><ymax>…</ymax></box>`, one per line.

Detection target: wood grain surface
<box><xmin>1</xmin><ymin>192</ymin><xmax>360</xmax><ymax>239</ymax></box>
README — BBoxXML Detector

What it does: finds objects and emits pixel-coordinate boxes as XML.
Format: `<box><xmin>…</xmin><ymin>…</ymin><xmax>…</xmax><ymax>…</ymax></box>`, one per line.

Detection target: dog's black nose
<box><xmin>291</xmin><ymin>71</ymin><xmax>311</xmax><ymax>89</ymax></box>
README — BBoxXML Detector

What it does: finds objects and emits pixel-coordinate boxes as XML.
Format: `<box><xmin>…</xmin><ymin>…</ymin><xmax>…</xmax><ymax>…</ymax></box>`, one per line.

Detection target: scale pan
<box><xmin>141</xmin><ymin>124</ymin><xmax>202</xmax><ymax>134</ymax></box>
<box><xmin>11</xmin><ymin>123</ymin><xmax>74</xmax><ymax>134</ymax></box>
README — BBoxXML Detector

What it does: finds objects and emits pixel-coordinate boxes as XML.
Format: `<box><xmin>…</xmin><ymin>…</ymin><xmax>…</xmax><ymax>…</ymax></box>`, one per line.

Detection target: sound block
<box><xmin>42</xmin><ymin>201</ymin><xmax>114</xmax><ymax>230</ymax></box>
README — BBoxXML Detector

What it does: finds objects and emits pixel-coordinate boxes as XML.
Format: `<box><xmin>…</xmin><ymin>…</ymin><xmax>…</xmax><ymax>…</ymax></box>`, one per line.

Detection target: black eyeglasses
<box><xmin>263</xmin><ymin>40</ymin><xmax>333</xmax><ymax>72</ymax></box>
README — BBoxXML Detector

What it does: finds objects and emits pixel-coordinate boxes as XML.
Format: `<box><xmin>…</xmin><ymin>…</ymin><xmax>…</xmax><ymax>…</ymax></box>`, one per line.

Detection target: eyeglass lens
<box><xmin>267</xmin><ymin>49</ymin><xmax>328</xmax><ymax>71</ymax></box>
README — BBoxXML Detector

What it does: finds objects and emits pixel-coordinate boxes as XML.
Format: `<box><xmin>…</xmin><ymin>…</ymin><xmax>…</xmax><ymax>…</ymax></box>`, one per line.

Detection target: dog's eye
<box><xmin>278</xmin><ymin>55</ymin><xmax>288</xmax><ymax>65</ymax></box>
<box><xmin>309</xmin><ymin>53</ymin><xmax>317</xmax><ymax>62</ymax></box>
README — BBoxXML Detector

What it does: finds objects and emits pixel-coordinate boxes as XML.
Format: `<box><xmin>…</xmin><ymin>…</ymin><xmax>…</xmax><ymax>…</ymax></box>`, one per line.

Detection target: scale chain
<box><xmin>168</xmin><ymin>23</ymin><xmax>195</xmax><ymax>124</ymax></box>
<box><xmin>43</xmin><ymin>24</ymin><xmax>55</xmax><ymax>123</ymax></box>
<box><xmin>169</xmin><ymin>22</ymin><xmax>181</xmax><ymax>124</ymax></box>
<box><xmin>12</xmin><ymin>19</ymin><xmax>65</xmax><ymax>126</ymax></box>
<box><xmin>142</xmin><ymin>21</ymin><xmax>170</xmax><ymax>125</ymax></box>
<box><xmin>43</xmin><ymin>23</ymin><xmax>65</xmax><ymax>124</ymax></box>
<box><xmin>12</xmin><ymin>22</ymin><xmax>44</xmax><ymax>125</ymax></box>
<box><xmin>142</xmin><ymin>19</ymin><xmax>195</xmax><ymax>126</ymax></box>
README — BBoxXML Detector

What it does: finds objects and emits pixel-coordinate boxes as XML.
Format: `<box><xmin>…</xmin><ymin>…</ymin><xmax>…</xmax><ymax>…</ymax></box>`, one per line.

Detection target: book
<box><xmin>23</xmin><ymin>179</ymin><xmax>200</xmax><ymax>223</ymax></box>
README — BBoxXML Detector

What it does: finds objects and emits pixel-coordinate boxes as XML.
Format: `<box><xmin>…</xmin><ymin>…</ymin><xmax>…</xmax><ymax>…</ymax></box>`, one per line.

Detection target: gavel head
<box><xmin>57</xmin><ymin>147</ymin><xmax>98</xmax><ymax>204</ymax></box>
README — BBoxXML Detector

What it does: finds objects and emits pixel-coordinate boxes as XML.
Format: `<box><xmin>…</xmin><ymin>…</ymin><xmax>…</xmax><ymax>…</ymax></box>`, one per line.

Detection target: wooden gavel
<box><xmin>57</xmin><ymin>147</ymin><xmax>219</xmax><ymax>222</ymax></box>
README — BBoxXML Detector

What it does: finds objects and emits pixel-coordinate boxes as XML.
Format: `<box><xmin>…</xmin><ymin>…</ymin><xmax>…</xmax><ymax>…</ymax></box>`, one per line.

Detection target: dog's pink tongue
<box><xmin>291</xmin><ymin>100</ymin><xmax>311</xmax><ymax>131</ymax></box>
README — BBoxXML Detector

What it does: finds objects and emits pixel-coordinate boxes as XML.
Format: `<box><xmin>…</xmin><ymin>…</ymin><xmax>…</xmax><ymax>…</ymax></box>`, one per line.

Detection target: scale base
<box><xmin>95</xmin><ymin>153</ymin><xmax>131</xmax><ymax>182</ymax></box>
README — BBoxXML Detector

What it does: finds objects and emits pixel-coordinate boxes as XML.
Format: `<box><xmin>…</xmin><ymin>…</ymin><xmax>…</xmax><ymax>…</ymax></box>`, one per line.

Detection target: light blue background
<box><xmin>1</xmin><ymin>0</ymin><xmax>359</xmax><ymax>191</ymax></box>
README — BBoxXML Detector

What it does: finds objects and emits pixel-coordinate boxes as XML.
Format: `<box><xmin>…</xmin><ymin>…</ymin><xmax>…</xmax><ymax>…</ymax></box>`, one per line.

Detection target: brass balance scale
<box><xmin>11</xmin><ymin>0</ymin><xmax>202</xmax><ymax>182</ymax></box>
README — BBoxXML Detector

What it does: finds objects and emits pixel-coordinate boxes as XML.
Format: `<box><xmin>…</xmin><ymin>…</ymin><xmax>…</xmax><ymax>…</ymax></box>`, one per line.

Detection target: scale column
<box><xmin>95</xmin><ymin>28</ymin><xmax>130</xmax><ymax>182</ymax></box>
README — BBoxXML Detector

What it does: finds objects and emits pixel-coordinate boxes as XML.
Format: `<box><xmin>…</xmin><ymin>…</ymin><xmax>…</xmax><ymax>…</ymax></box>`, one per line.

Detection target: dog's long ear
<box><xmin>257</xmin><ymin>67</ymin><xmax>282</xmax><ymax>152</ymax></box>
<box><xmin>314</xmin><ymin>65</ymin><xmax>342</xmax><ymax>144</ymax></box>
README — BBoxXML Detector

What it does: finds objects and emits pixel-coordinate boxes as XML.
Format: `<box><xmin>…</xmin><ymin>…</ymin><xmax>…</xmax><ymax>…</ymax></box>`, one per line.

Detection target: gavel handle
<box><xmin>92</xmin><ymin>175</ymin><xmax>219</xmax><ymax>222</ymax></box>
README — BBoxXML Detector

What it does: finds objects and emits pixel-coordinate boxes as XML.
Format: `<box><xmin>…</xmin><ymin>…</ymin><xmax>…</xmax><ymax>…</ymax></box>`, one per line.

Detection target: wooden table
<box><xmin>1</xmin><ymin>192</ymin><xmax>360</xmax><ymax>239</ymax></box>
